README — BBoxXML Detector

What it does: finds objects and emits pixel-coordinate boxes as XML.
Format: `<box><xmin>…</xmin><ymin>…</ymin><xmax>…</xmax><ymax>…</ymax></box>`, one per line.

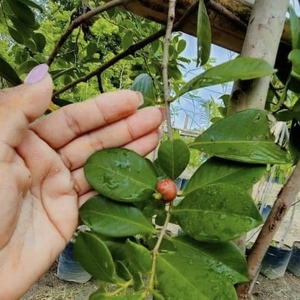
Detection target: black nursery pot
<box><xmin>260</xmin><ymin>242</ymin><xmax>292</xmax><ymax>280</ymax></box>
<box><xmin>287</xmin><ymin>241</ymin><xmax>300</xmax><ymax>277</ymax></box>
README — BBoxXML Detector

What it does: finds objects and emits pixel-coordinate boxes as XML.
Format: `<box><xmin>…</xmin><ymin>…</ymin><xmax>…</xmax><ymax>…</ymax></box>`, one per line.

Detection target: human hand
<box><xmin>0</xmin><ymin>65</ymin><xmax>165</xmax><ymax>299</ymax></box>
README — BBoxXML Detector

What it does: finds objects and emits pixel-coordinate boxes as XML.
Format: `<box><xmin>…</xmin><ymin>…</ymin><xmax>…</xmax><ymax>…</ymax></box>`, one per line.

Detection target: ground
<box><xmin>21</xmin><ymin>266</ymin><xmax>300</xmax><ymax>300</ymax></box>
<box><xmin>22</xmin><ymin>183</ymin><xmax>300</xmax><ymax>299</ymax></box>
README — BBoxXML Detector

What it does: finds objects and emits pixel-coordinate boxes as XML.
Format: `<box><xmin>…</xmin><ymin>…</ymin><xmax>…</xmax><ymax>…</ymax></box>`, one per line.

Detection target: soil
<box><xmin>21</xmin><ymin>183</ymin><xmax>300</xmax><ymax>299</ymax></box>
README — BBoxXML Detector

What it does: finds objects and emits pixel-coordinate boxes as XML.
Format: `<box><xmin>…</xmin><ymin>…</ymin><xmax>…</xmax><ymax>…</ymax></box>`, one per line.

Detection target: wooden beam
<box><xmin>109</xmin><ymin>0</ymin><xmax>291</xmax><ymax>54</ymax></box>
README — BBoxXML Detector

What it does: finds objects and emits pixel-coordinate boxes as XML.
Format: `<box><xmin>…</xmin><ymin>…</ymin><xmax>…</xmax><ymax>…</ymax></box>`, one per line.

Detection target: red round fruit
<box><xmin>156</xmin><ymin>179</ymin><xmax>177</xmax><ymax>202</ymax></box>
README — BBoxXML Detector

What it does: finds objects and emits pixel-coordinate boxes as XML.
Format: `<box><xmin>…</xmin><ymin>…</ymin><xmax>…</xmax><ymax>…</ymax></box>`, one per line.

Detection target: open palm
<box><xmin>0</xmin><ymin>72</ymin><xmax>164</xmax><ymax>299</ymax></box>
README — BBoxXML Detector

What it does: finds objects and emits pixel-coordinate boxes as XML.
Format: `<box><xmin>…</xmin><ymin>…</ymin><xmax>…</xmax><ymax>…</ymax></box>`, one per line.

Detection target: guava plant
<box><xmin>72</xmin><ymin>3</ymin><xmax>297</xmax><ymax>300</ymax></box>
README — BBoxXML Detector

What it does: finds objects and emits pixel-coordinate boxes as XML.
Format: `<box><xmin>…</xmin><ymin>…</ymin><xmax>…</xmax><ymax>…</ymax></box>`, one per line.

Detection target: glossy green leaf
<box><xmin>133</xmin><ymin>272</ymin><xmax>144</xmax><ymax>291</ymax></box>
<box><xmin>172</xmin><ymin>235</ymin><xmax>248</xmax><ymax>284</ymax></box>
<box><xmin>190</xmin><ymin>109</ymin><xmax>291</xmax><ymax>164</ymax></box>
<box><xmin>0</xmin><ymin>54</ymin><xmax>22</xmax><ymax>86</ymax></box>
<box><xmin>130</xmin><ymin>73</ymin><xmax>156</xmax><ymax>108</ymax></box>
<box><xmin>174</xmin><ymin>183</ymin><xmax>263</xmax><ymax>242</ymax></box>
<box><xmin>6</xmin><ymin>0</ymin><xmax>36</xmax><ymax>27</ymax></box>
<box><xmin>51</xmin><ymin>67</ymin><xmax>76</xmax><ymax>80</ymax></box>
<box><xmin>17</xmin><ymin>59</ymin><xmax>38</xmax><ymax>75</ymax></box>
<box><xmin>158</xmin><ymin>139</ymin><xmax>190</xmax><ymax>180</ymax></box>
<box><xmin>125</xmin><ymin>239</ymin><xmax>152</xmax><ymax>273</ymax></box>
<box><xmin>288</xmin><ymin>49</ymin><xmax>300</xmax><ymax>80</ymax></box>
<box><xmin>174</xmin><ymin>57</ymin><xmax>276</xmax><ymax>100</ymax></box>
<box><xmin>18</xmin><ymin>0</ymin><xmax>43</xmax><ymax>12</ymax></box>
<box><xmin>7</xmin><ymin>26</ymin><xmax>24</xmax><ymax>44</ymax></box>
<box><xmin>32</xmin><ymin>32</ymin><xmax>46</xmax><ymax>52</ymax></box>
<box><xmin>84</xmin><ymin>148</ymin><xmax>158</xmax><ymax>202</ymax></box>
<box><xmin>8</xmin><ymin>16</ymin><xmax>32</xmax><ymax>38</ymax></box>
<box><xmin>74</xmin><ymin>232</ymin><xmax>116</xmax><ymax>283</ymax></box>
<box><xmin>115</xmin><ymin>260</ymin><xmax>132</xmax><ymax>281</ymax></box>
<box><xmin>196</xmin><ymin>0</ymin><xmax>211</xmax><ymax>66</ymax></box>
<box><xmin>122</xmin><ymin>30</ymin><xmax>133</xmax><ymax>50</ymax></box>
<box><xmin>156</xmin><ymin>253</ymin><xmax>237</xmax><ymax>300</ymax></box>
<box><xmin>183</xmin><ymin>157</ymin><xmax>266</xmax><ymax>195</ymax></box>
<box><xmin>79</xmin><ymin>195</ymin><xmax>155</xmax><ymax>237</ymax></box>
<box><xmin>177</xmin><ymin>39</ymin><xmax>186</xmax><ymax>54</ymax></box>
<box><xmin>288</xmin><ymin>5</ymin><xmax>300</xmax><ymax>50</ymax></box>
<box><xmin>87</xmin><ymin>42</ymin><xmax>98</xmax><ymax>57</ymax></box>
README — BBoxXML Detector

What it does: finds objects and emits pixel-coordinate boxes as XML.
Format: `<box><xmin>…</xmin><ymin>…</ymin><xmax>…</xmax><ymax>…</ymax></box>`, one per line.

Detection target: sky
<box><xmin>171</xmin><ymin>34</ymin><xmax>235</xmax><ymax>130</ymax></box>
<box><xmin>171</xmin><ymin>0</ymin><xmax>299</xmax><ymax>130</ymax></box>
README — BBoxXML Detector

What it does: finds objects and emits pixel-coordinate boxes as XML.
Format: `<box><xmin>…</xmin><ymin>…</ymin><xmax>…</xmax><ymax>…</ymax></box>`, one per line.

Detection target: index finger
<box><xmin>31</xmin><ymin>90</ymin><xmax>143</xmax><ymax>149</ymax></box>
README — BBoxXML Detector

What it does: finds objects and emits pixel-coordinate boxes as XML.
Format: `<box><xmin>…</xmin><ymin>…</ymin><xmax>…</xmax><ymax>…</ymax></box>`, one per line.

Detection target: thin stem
<box><xmin>46</xmin><ymin>0</ymin><xmax>131</xmax><ymax>67</ymax></box>
<box><xmin>147</xmin><ymin>202</ymin><xmax>173</xmax><ymax>295</ymax></box>
<box><xmin>162</xmin><ymin>0</ymin><xmax>177</xmax><ymax>140</ymax></box>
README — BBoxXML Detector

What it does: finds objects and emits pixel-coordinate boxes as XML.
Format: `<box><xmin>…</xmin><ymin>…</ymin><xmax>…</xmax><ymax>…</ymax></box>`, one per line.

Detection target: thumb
<box><xmin>0</xmin><ymin>64</ymin><xmax>53</xmax><ymax>147</ymax></box>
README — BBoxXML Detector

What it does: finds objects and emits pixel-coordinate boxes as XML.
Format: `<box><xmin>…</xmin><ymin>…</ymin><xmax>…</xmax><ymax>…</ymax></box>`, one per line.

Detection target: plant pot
<box><xmin>287</xmin><ymin>241</ymin><xmax>300</xmax><ymax>277</ymax></box>
<box><xmin>260</xmin><ymin>241</ymin><xmax>292</xmax><ymax>280</ymax></box>
<box><xmin>57</xmin><ymin>242</ymin><xmax>92</xmax><ymax>283</ymax></box>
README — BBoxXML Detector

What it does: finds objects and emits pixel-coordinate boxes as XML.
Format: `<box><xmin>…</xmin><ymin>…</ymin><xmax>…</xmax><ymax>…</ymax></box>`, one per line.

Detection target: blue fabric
<box><xmin>57</xmin><ymin>242</ymin><xmax>92</xmax><ymax>283</ymax></box>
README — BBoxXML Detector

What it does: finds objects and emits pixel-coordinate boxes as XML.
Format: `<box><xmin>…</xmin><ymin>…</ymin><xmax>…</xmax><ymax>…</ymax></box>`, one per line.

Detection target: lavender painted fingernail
<box><xmin>25</xmin><ymin>64</ymin><xmax>49</xmax><ymax>84</ymax></box>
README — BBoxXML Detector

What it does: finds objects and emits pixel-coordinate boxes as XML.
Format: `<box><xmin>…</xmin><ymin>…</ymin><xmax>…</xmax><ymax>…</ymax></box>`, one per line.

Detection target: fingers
<box><xmin>31</xmin><ymin>90</ymin><xmax>144</xmax><ymax>149</ymax></box>
<box><xmin>0</xmin><ymin>64</ymin><xmax>52</xmax><ymax>149</ymax></box>
<box><xmin>58</xmin><ymin>107</ymin><xmax>164</xmax><ymax>170</ymax></box>
<box><xmin>72</xmin><ymin>129</ymin><xmax>161</xmax><ymax>198</ymax></box>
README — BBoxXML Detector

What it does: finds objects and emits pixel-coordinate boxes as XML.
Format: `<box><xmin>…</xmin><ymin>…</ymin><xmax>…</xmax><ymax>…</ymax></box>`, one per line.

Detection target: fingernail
<box><xmin>25</xmin><ymin>64</ymin><xmax>49</xmax><ymax>84</ymax></box>
<box><xmin>135</xmin><ymin>92</ymin><xmax>144</xmax><ymax>107</ymax></box>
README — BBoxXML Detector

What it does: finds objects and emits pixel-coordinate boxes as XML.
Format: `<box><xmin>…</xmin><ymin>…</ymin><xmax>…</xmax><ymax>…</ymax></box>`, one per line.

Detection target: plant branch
<box><xmin>147</xmin><ymin>202</ymin><xmax>173</xmax><ymax>296</ymax></box>
<box><xmin>238</xmin><ymin>160</ymin><xmax>300</xmax><ymax>298</ymax></box>
<box><xmin>52</xmin><ymin>1</ymin><xmax>198</xmax><ymax>99</ymax></box>
<box><xmin>46</xmin><ymin>0</ymin><xmax>131</xmax><ymax>67</ymax></box>
<box><xmin>162</xmin><ymin>0</ymin><xmax>177</xmax><ymax>140</ymax></box>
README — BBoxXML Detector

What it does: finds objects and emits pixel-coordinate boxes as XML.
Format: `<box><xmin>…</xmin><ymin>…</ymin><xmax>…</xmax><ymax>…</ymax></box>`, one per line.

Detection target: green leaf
<box><xmin>172</xmin><ymin>235</ymin><xmax>248</xmax><ymax>284</ymax></box>
<box><xmin>158</xmin><ymin>139</ymin><xmax>190</xmax><ymax>180</ymax></box>
<box><xmin>18</xmin><ymin>0</ymin><xmax>43</xmax><ymax>12</ymax></box>
<box><xmin>174</xmin><ymin>183</ymin><xmax>263</xmax><ymax>242</ymax></box>
<box><xmin>80</xmin><ymin>195</ymin><xmax>155</xmax><ymax>237</ymax></box>
<box><xmin>0</xmin><ymin>54</ymin><xmax>22</xmax><ymax>86</ymax></box>
<box><xmin>196</xmin><ymin>0</ymin><xmax>211</xmax><ymax>66</ymax></box>
<box><xmin>174</xmin><ymin>57</ymin><xmax>276</xmax><ymax>100</ymax></box>
<box><xmin>190</xmin><ymin>109</ymin><xmax>291</xmax><ymax>164</ymax></box>
<box><xmin>74</xmin><ymin>232</ymin><xmax>116</xmax><ymax>283</ymax></box>
<box><xmin>288</xmin><ymin>5</ymin><xmax>300</xmax><ymax>50</ymax></box>
<box><xmin>125</xmin><ymin>239</ymin><xmax>152</xmax><ymax>273</ymax></box>
<box><xmin>84</xmin><ymin>148</ymin><xmax>158</xmax><ymax>202</ymax></box>
<box><xmin>177</xmin><ymin>39</ymin><xmax>186</xmax><ymax>54</ymax></box>
<box><xmin>183</xmin><ymin>157</ymin><xmax>266</xmax><ymax>195</ymax></box>
<box><xmin>7</xmin><ymin>26</ymin><xmax>24</xmax><ymax>44</ymax></box>
<box><xmin>17</xmin><ymin>59</ymin><xmax>38</xmax><ymax>75</ymax></box>
<box><xmin>132</xmin><ymin>272</ymin><xmax>144</xmax><ymax>291</ymax></box>
<box><xmin>86</xmin><ymin>42</ymin><xmax>98</xmax><ymax>57</ymax></box>
<box><xmin>288</xmin><ymin>49</ymin><xmax>300</xmax><ymax>80</ymax></box>
<box><xmin>115</xmin><ymin>260</ymin><xmax>132</xmax><ymax>281</ymax></box>
<box><xmin>6</xmin><ymin>0</ymin><xmax>36</xmax><ymax>27</ymax></box>
<box><xmin>130</xmin><ymin>73</ymin><xmax>156</xmax><ymax>108</ymax></box>
<box><xmin>8</xmin><ymin>16</ymin><xmax>32</xmax><ymax>38</ymax></box>
<box><xmin>122</xmin><ymin>30</ymin><xmax>133</xmax><ymax>50</ymax></box>
<box><xmin>156</xmin><ymin>253</ymin><xmax>237</xmax><ymax>300</ymax></box>
<box><xmin>51</xmin><ymin>67</ymin><xmax>76</xmax><ymax>80</ymax></box>
<box><xmin>32</xmin><ymin>32</ymin><xmax>46</xmax><ymax>52</ymax></box>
